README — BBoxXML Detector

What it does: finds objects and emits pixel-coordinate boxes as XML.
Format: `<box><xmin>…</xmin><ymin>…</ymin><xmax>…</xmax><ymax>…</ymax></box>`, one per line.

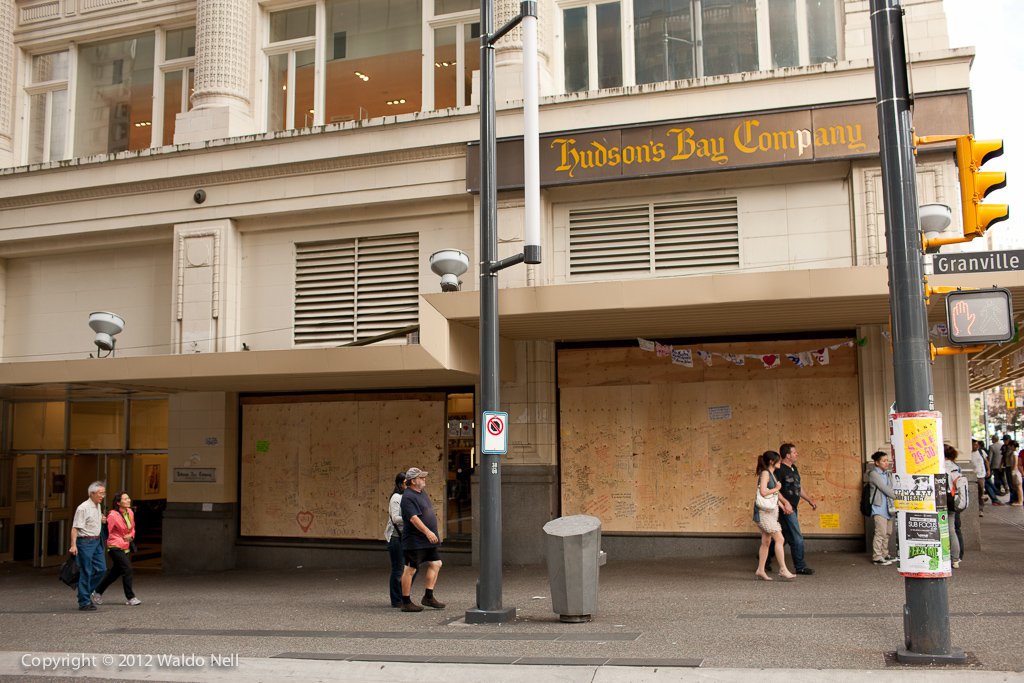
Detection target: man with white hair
<box><xmin>69</xmin><ymin>481</ymin><xmax>106</xmax><ymax>611</ymax></box>
<box><xmin>399</xmin><ymin>467</ymin><xmax>445</xmax><ymax>612</ymax></box>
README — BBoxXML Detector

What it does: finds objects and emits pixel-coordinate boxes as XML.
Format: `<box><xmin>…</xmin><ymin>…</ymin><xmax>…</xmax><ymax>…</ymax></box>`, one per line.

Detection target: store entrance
<box><xmin>445</xmin><ymin>393</ymin><xmax>475</xmax><ymax>542</ymax></box>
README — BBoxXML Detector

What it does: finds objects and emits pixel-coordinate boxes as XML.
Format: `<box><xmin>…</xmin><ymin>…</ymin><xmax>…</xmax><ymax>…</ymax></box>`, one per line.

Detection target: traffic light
<box><xmin>956</xmin><ymin>135</ymin><xmax>1008</xmax><ymax>237</ymax></box>
<box><xmin>945</xmin><ymin>287</ymin><xmax>1014</xmax><ymax>345</ymax></box>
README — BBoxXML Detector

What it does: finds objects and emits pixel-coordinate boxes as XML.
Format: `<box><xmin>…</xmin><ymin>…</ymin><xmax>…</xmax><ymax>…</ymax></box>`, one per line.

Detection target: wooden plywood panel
<box><xmin>558</xmin><ymin>340</ymin><xmax>862</xmax><ymax>536</ymax></box>
<box><xmin>241</xmin><ymin>395</ymin><xmax>444</xmax><ymax>540</ymax></box>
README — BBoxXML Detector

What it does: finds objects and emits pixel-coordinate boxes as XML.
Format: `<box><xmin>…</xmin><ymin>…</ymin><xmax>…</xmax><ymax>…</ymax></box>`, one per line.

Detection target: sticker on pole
<box><xmin>481</xmin><ymin>411</ymin><xmax>508</xmax><ymax>455</ymax></box>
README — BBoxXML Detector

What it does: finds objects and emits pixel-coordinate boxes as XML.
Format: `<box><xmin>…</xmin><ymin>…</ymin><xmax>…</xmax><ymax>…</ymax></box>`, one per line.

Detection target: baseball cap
<box><xmin>405</xmin><ymin>467</ymin><xmax>429</xmax><ymax>481</ymax></box>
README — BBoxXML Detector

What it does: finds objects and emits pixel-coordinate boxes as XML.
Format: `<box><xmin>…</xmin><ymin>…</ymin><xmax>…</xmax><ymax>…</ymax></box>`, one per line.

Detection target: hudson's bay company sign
<box><xmin>467</xmin><ymin>93</ymin><xmax>968</xmax><ymax>190</ymax></box>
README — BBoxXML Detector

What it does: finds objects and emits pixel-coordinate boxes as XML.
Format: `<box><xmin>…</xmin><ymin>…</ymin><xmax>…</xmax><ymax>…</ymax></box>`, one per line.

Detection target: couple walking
<box><xmin>753</xmin><ymin>444</ymin><xmax>817</xmax><ymax>581</ymax></box>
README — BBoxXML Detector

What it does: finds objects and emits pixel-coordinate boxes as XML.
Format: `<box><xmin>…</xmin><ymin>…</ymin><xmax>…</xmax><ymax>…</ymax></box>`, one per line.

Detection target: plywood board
<box><xmin>559</xmin><ymin>340</ymin><xmax>862</xmax><ymax>536</ymax></box>
<box><xmin>240</xmin><ymin>394</ymin><xmax>445</xmax><ymax>540</ymax></box>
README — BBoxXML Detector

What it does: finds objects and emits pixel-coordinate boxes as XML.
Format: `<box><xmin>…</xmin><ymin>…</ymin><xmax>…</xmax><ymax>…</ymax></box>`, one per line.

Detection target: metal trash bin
<box><xmin>542</xmin><ymin>514</ymin><xmax>606</xmax><ymax>623</ymax></box>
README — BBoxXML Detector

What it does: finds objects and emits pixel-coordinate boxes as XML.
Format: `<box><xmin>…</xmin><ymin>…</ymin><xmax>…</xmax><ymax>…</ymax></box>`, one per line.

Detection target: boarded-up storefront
<box><xmin>240</xmin><ymin>393</ymin><xmax>446</xmax><ymax>540</ymax></box>
<box><xmin>558</xmin><ymin>339</ymin><xmax>862</xmax><ymax>537</ymax></box>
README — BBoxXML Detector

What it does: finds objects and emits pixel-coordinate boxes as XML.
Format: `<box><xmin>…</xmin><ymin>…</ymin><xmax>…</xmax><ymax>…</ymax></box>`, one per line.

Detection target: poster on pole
<box><xmin>890</xmin><ymin>411</ymin><xmax>943</xmax><ymax>476</ymax></box>
<box><xmin>890</xmin><ymin>410</ymin><xmax>950</xmax><ymax>577</ymax></box>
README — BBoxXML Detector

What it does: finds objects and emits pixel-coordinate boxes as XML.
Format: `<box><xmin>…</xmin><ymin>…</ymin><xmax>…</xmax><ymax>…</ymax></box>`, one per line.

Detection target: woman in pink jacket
<box><xmin>91</xmin><ymin>490</ymin><xmax>141</xmax><ymax>606</ymax></box>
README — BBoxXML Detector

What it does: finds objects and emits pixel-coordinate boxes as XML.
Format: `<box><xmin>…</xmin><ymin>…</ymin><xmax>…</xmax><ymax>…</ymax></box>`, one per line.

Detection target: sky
<box><xmin>942</xmin><ymin>0</ymin><xmax>1024</xmax><ymax>249</ymax></box>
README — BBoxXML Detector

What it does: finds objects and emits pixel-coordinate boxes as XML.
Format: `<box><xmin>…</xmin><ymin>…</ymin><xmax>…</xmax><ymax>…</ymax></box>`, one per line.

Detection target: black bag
<box><xmin>859</xmin><ymin>482</ymin><xmax>873</xmax><ymax>517</ymax></box>
<box><xmin>129</xmin><ymin>539</ymin><xmax>138</xmax><ymax>554</ymax></box>
<box><xmin>59</xmin><ymin>556</ymin><xmax>79</xmax><ymax>589</ymax></box>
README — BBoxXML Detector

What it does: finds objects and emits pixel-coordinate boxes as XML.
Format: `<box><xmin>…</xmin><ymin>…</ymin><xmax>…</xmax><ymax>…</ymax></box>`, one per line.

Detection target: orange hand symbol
<box><xmin>951</xmin><ymin>300</ymin><xmax>975</xmax><ymax>336</ymax></box>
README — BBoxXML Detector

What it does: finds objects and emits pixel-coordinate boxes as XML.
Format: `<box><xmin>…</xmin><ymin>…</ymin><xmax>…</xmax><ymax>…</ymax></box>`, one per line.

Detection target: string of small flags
<box><xmin>637</xmin><ymin>338</ymin><xmax>856</xmax><ymax>369</ymax></box>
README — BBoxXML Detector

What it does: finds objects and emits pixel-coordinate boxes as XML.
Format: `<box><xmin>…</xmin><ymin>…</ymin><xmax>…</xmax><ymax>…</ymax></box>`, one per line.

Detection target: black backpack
<box><xmin>859</xmin><ymin>481</ymin><xmax>873</xmax><ymax>517</ymax></box>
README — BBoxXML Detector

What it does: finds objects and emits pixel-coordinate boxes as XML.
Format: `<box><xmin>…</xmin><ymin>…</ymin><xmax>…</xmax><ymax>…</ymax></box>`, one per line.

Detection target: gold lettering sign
<box><xmin>465</xmin><ymin>93</ymin><xmax>968</xmax><ymax>191</ymax></box>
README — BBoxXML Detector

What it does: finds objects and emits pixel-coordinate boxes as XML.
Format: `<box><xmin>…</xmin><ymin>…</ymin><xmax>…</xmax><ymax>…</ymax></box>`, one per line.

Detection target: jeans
<box><xmin>75</xmin><ymin>538</ymin><xmax>106</xmax><ymax>607</ymax></box>
<box><xmin>778</xmin><ymin>508</ymin><xmax>807</xmax><ymax>570</ymax></box>
<box><xmin>985</xmin><ymin>476</ymin><xmax>1001</xmax><ymax>504</ymax></box>
<box><xmin>95</xmin><ymin>548</ymin><xmax>135</xmax><ymax>600</ymax></box>
<box><xmin>948</xmin><ymin>510</ymin><xmax>962</xmax><ymax>561</ymax></box>
<box><xmin>387</xmin><ymin>535</ymin><xmax>404</xmax><ymax>606</ymax></box>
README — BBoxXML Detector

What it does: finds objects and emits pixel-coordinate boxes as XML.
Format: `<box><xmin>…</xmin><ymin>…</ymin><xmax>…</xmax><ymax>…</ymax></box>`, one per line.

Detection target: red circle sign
<box><xmin>486</xmin><ymin>417</ymin><xmax>504</xmax><ymax>436</ymax></box>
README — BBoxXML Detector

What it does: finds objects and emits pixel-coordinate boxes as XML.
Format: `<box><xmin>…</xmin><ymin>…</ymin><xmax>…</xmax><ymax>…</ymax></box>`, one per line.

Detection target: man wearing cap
<box><xmin>399</xmin><ymin>467</ymin><xmax>445</xmax><ymax>612</ymax></box>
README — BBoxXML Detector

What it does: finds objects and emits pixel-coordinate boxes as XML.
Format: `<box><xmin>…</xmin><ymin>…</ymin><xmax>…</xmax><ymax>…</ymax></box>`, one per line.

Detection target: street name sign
<box><xmin>933</xmin><ymin>249</ymin><xmax>1024</xmax><ymax>274</ymax></box>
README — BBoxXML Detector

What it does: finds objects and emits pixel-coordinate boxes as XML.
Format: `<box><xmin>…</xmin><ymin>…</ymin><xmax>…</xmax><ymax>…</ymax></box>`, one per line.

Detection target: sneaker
<box><xmin>91</xmin><ymin>592</ymin><xmax>103</xmax><ymax>605</ymax></box>
<box><xmin>951</xmin><ymin>560</ymin><xmax>960</xmax><ymax>569</ymax></box>
<box><xmin>795</xmin><ymin>567</ymin><xmax>815</xmax><ymax>575</ymax></box>
<box><xmin>873</xmin><ymin>558</ymin><xmax>894</xmax><ymax>566</ymax></box>
<box><xmin>79</xmin><ymin>603</ymin><xmax>97</xmax><ymax>611</ymax></box>
<box><xmin>126</xmin><ymin>597</ymin><xmax>141</xmax><ymax>606</ymax></box>
<box><xmin>421</xmin><ymin>596</ymin><xmax>446</xmax><ymax>609</ymax></box>
<box><xmin>401</xmin><ymin>602</ymin><xmax>423</xmax><ymax>613</ymax></box>
<box><xmin>884</xmin><ymin>556</ymin><xmax>898</xmax><ymax>563</ymax></box>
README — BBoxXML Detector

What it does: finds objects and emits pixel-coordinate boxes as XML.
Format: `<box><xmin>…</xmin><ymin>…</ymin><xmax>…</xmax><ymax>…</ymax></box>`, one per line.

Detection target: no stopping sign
<box><xmin>481</xmin><ymin>411</ymin><xmax>508</xmax><ymax>454</ymax></box>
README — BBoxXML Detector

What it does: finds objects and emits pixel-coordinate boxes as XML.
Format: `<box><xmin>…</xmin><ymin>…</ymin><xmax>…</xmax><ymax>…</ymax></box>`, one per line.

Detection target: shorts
<box><xmin>404</xmin><ymin>546</ymin><xmax>441</xmax><ymax>569</ymax></box>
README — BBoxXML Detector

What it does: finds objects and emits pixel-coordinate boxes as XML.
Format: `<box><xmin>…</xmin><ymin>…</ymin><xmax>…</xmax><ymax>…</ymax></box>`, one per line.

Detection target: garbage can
<box><xmin>542</xmin><ymin>515</ymin><xmax>606</xmax><ymax>623</ymax></box>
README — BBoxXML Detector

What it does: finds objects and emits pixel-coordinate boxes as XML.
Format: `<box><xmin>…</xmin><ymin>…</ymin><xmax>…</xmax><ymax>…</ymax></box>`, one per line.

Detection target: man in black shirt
<box><xmin>399</xmin><ymin>467</ymin><xmax>446</xmax><ymax>612</ymax></box>
<box><xmin>773</xmin><ymin>443</ymin><xmax>817</xmax><ymax>575</ymax></box>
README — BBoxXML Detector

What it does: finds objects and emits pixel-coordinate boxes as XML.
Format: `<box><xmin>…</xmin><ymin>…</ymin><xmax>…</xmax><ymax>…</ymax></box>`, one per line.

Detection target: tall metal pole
<box><xmin>869</xmin><ymin>0</ymin><xmax>964</xmax><ymax>663</ymax></box>
<box><xmin>466</xmin><ymin>0</ymin><xmax>518</xmax><ymax>624</ymax></box>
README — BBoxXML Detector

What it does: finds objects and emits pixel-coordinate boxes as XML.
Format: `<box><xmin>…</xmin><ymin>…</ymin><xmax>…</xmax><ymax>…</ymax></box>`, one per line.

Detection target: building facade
<box><xmin>0</xmin><ymin>0</ymin><xmax>1016</xmax><ymax>570</ymax></box>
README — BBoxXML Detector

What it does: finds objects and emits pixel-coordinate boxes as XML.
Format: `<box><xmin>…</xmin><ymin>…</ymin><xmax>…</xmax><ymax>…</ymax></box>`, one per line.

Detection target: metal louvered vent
<box><xmin>568</xmin><ymin>198</ymin><xmax>738</xmax><ymax>277</ymax></box>
<box><xmin>294</xmin><ymin>234</ymin><xmax>419</xmax><ymax>346</ymax></box>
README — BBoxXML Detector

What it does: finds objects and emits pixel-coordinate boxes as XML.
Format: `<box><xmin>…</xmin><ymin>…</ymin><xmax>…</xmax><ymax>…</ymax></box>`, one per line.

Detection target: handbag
<box><xmin>58</xmin><ymin>555</ymin><xmax>79</xmax><ymax>589</ymax></box>
<box><xmin>755</xmin><ymin>488</ymin><xmax>778</xmax><ymax>512</ymax></box>
<box><xmin>129</xmin><ymin>539</ymin><xmax>138</xmax><ymax>554</ymax></box>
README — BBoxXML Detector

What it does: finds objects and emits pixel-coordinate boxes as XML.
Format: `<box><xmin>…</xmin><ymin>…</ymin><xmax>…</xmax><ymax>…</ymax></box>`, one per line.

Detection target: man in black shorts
<box><xmin>399</xmin><ymin>467</ymin><xmax>446</xmax><ymax>612</ymax></box>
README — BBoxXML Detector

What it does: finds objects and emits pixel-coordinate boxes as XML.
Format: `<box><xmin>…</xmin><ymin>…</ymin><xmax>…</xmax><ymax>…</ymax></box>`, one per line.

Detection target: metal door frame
<box><xmin>37</xmin><ymin>453</ymin><xmax>73</xmax><ymax>567</ymax></box>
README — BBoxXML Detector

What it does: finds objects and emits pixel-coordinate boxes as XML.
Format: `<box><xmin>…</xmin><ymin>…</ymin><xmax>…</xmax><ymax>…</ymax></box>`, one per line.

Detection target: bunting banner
<box><xmin>671</xmin><ymin>348</ymin><xmax>693</xmax><ymax>367</ymax></box>
<box><xmin>634</xmin><ymin>337</ymin><xmax>852</xmax><ymax>370</ymax></box>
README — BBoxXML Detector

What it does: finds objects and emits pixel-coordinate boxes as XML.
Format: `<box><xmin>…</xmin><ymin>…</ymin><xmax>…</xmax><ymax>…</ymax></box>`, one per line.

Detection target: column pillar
<box><xmin>492</xmin><ymin>0</ymin><xmax>551</xmax><ymax>105</ymax></box>
<box><xmin>172</xmin><ymin>220</ymin><xmax>241</xmax><ymax>354</ymax></box>
<box><xmin>174</xmin><ymin>0</ymin><xmax>255</xmax><ymax>143</ymax></box>
<box><xmin>0</xmin><ymin>0</ymin><xmax>15</xmax><ymax>167</ymax></box>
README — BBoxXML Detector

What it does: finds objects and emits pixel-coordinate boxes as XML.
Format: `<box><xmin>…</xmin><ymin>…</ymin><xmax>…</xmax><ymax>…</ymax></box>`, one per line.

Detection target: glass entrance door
<box><xmin>98</xmin><ymin>453</ymin><xmax>131</xmax><ymax>496</ymax></box>
<box><xmin>37</xmin><ymin>454</ymin><xmax>74</xmax><ymax>567</ymax></box>
<box><xmin>445</xmin><ymin>393</ymin><xmax>474</xmax><ymax>542</ymax></box>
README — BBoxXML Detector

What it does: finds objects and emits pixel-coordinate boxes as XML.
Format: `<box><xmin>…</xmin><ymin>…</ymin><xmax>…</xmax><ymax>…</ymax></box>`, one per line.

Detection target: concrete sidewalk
<box><xmin>1</xmin><ymin>505</ymin><xmax>1022</xmax><ymax>682</ymax></box>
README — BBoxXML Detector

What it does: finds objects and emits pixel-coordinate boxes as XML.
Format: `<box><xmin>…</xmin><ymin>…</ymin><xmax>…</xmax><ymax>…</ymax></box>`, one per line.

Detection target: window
<box><xmin>266</xmin><ymin>6</ymin><xmax>317</xmax><ymax>132</ymax></box>
<box><xmin>25</xmin><ymin>52</ymin><xmax>69</xmax><ymax>163</ymax></box>
<box><xmin>561</xmin><ymin>1</ymin><xmax>626</xmax><ymax>93</ymax></box>
<box><xmin>567</xmin><ymin>197</ymin><xmax>739</xmax><ymax>277</ymax></box>
<box><xmin>324</xmin><ymin>0</ymin><xmax>423</xmax><ymax>122</ymax></box>
<box><xmin>74</xmin><ymin>34</ymin><xmax>156</xmax><ymax>157</ymax></box>
<box><xmin>293</xmin><ymin>234</ymin><xmax>419</xmax><ymax>345</ymax></box>
<box><xmin>160</xmin><ymin>27</ymin><xmax>196</xmax><ymax>145</ymax></box>
<box><xmin>432</xmin><ymin>20</ymin><xmax>480</xmax><ymax>110</ymax></box>
<box><xmin>561</xmin><ymin>0</ymin><xmax>839</xmax><ymax>92</ymax></box>
<box><xmin>264</xmin><ymin>0</ymin><xmax>424</xmax><ymax>130</ymax></box>
<box><xmin>26</xmin><ymin>28</ymin><xmax>194</xmax><ymax>162</ymax></box>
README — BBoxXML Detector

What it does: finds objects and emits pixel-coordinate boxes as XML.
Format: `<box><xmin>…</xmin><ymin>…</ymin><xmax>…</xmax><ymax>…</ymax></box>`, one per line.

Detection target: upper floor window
<box><xmin>25</xmin><ymin>52</ymin><xmax>68</xmax><ymax>163</ymax></box>
<box><xmin>74</xmin><ymin>34</ymin><xmax>157</xmax><ymax>157</ymax></box>
<box><xmin>23</xmin><ymin>27</ymin><xmax>195</xmax><ymax>163</ymax></box>
<box><xmin>160</xmin><ymin>27</ymin><xmax>197</xmax><ymax>146</ymax></box>
<box><xmin>559</xmin><ymin>0</ymin><xmax>839</xmax><ymax>93</ymax></box>
<box><xmin>266</xmin><ymin>5</ymin><xmax>316</xmax><ymax>132</ymax></box>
